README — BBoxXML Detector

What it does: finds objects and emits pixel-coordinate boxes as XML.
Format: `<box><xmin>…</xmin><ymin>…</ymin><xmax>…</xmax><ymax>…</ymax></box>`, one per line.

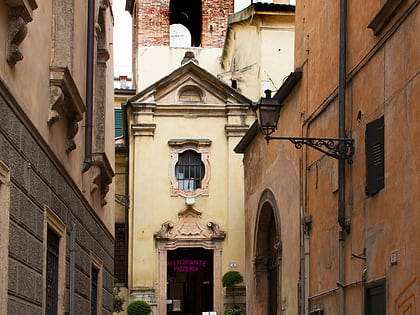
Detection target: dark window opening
<box><xmin>365</xmin><ymin>279</ymin><xmax>386</xmax><ymax>315</ymax></box>
<box><xmin>91</xmin><ymin>267</ymin><xmax>99</xmax><ymax>315</ymax></box>
<box><xmin>175</xmin><ymin>150</ymin><xmax>205</xmax><ymax>192</ymax></box>
<box><xmin>170</xmin><ymin>0</ymin><xmax>202</xmax><ymax>47</ymax></box>
<box><xmin>46</xmin><ymin>228</ymin><xmax>60</xmax><ymax>315</ymax></box>
<box><xmin>365</xmin><ymin>115</ymin><xmax>385</xmax><ymax>196</ymax></box>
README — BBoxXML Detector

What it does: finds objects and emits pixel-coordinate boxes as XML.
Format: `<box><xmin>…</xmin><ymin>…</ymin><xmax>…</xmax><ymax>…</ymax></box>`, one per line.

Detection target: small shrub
<box><xmin>222</xmin><ymin>271</ymin><xmax>244</xmax><ymax>288</ymax></box>
<box><xmin>224</xmin><ymin>306</ymin><xmax>246</xmax><ymax>315</ymax></box>
<box><xmin>126</xmin><ymin>300</ymin><xmax>152</xmax><ymax>315</ymax></box>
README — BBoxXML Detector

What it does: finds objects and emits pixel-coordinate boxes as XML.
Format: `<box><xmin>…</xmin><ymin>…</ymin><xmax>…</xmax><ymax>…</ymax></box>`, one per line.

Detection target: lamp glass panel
<box><xmin>258</xmin><ymin>104</ymin><xmax>280</xmax><ymax>135</ymax></box>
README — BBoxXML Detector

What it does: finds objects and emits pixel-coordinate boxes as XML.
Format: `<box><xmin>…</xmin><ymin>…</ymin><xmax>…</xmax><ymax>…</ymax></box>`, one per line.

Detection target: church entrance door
<box><xmin>167</xmin><ymin>248</ymin><xmax>214</xmax><ymax>315</ymax></box>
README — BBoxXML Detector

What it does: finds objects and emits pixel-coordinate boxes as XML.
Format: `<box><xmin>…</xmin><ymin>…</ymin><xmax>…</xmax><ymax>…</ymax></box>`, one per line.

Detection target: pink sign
<box><xmin>167</xmin><ymin>259</ymin><xmax>207</xmax><ymax>272</ymax></box>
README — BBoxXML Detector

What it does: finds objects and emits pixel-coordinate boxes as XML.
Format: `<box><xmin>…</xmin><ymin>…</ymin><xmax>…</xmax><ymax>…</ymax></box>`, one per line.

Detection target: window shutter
<box><xmin>365</xmin><ymin>116</ymin><xmax>384</xmax><ymax>196</ymax></box>
<box><xmin>114</xmin><ymin>109</ymin><xmax>123</xmax><ymax>138</ymax></box>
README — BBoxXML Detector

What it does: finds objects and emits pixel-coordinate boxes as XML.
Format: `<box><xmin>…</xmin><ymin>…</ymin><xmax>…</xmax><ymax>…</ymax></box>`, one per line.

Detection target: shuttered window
<box><xmin>115</xmin><ymin>109</ymin><xmax>123</xmax><ymax>138</ymax></box>
<box><xmin>365</xmin><ymin>116</ymin><xmax>384</xmax><ymax>196</ymax></box>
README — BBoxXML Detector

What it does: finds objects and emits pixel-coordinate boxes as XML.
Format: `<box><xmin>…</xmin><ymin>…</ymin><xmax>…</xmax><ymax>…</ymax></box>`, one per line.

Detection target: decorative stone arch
<box><xmin>253</xmin><ymin>189</ymin><xmax>281</xmax><ymax>315</ymax></box>
<box><xmin>155</xmin><ymin>206</ymin><xmax>226</xmax><ymax>314</ymax></box>
<box><xmin>177</xmin><ymin>84</ymin><xmax>206</xmax><ymax>103</ymax></box>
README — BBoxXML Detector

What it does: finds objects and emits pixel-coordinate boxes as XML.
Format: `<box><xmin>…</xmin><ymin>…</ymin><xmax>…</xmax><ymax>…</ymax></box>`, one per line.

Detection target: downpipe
<box><xmin>82</xmin><ymin>0</ymin><xmax>95</xmax><ymax>172</ymax></box>
<box><xmin>338</xmin><ymin>0</ymin><xmax>349</xmax><ymax>315</ymax></box>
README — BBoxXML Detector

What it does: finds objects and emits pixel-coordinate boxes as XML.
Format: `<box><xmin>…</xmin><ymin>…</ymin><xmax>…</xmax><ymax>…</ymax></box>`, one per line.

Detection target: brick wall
<box><xmin>135</xmin><ymin>0</ymin><xmax>233</xmax><ymax>48</ymax></box>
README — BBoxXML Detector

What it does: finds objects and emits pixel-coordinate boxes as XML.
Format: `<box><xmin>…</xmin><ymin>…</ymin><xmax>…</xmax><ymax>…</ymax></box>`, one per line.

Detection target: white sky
<box><xmin>113</xmin><ymin>0</ymin><xmax>132</xmax><ymax>79</ymax></box>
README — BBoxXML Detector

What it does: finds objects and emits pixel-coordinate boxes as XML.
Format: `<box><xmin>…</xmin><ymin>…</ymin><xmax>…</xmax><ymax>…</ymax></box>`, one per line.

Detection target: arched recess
<box><xmin>253</xmin><ymin>189</ymin><xmax>281</xmax><ymax>315</ymax></box>
<box><xmin>169</xmin><ymin>0</ymin><xmax>202</xmax><ymax>47</ymax></box>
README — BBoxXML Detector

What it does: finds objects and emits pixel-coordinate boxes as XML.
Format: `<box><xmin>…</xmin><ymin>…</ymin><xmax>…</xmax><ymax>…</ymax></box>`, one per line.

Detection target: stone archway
<box><xmin>155</xmin><ymin>206</ymin><xmax>226</xmax><ymax>314</ymax></box>
<box><xmin>254</xmin><ymin>190</ymin><xmax>281</xmax><ymax>315</ymax></box>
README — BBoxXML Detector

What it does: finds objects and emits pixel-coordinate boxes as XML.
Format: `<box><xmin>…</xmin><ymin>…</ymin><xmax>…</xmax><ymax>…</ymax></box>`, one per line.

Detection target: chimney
<box><xmin>119</xmin><ymin>75</ymin><xmax>127</xmax><ymax>89</ymax></box>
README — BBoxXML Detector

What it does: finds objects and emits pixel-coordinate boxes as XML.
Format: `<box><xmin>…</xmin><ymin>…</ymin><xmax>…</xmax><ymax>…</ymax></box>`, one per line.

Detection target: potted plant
<box><xmin>222</xmin><ymin>271</ymin><xmax>245</xmax><ymax>314</ymax></box>
<box><xmin>126</xmin><ymin>300</ymin><xmax>152</xmax><ymax>315</ymax></box>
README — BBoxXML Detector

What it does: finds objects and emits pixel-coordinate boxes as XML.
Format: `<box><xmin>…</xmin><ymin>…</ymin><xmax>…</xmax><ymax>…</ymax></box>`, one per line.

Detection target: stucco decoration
<box><xmin>5</xmin><ymin>0</ymin><xmax>37</xmax><ymax>66</ymax></box>
<box><xmin>48</xmin><ymin>66</ymin><xmax>86</xmax><ymax>152</ymax></box>
<box><xmin>168</xmin><ymin>139</ymin><xmax>211</xmax><ymax>198</ymax></box>
<box><xmin>91</xmin><ymin>152</ymin><xmax>115</xmax><ymax>206</ymax></box>
<box><xmin>155</xmin><ymin>206</ymin><xmax>226</xmax><ymax>240</ymax></box>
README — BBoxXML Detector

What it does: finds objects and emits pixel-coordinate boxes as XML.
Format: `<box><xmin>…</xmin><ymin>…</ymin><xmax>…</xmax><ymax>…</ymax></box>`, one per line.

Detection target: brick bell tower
<box><xmin>126</xmin><ymin>0</ymin><xmax>234</xmax><ymax>89</ymax></box>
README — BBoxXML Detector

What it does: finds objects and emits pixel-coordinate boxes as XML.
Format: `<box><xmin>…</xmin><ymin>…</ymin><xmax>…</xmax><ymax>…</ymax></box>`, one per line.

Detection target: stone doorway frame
<box><xmin>253</xmin><ymin>189</ymin><xmax>281</xmax><ymax>315</ymax></box>
<box><xmin>155</xmin><ymin>206</ymin><xmax>226</xmax><ymax>315</ymax></box>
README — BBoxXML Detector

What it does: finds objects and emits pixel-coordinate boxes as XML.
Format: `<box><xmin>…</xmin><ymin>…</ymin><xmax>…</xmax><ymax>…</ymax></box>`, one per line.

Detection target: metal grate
<box><xmin>46</xmin><ymin>229</ymin><xmax>59</xmax><ymax>315</ymax></box>
<box><xmin>175</xmin><ymin>150</ymin><xmax>205</xmax><ymax>192</ymax></box>
<box><xmin>91</xmin><ymin>267</ymin><xmax>99</xmax><ymax>315</ymax></box>
<box><xmin>114</xmin><ymin>223</ymin><xmax>127</xmax><ymax>285</ymax></box>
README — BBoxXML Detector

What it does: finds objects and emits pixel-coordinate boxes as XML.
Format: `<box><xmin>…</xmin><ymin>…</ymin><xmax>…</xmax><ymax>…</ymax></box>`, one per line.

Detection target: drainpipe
<box><xmin>122</xmin><ymin>101</ymin><xmax>130</xmax><ymax>287</ymax></box>
<box><xmin>338</xmin><ymin>0</ymin><xmax>348</xmax><ymax>315</ymax></box>
<box><xmin>82</xmin><ymin>0</ymin><xmax>95</xmax><ymax>172</ymax></box>
<box><xmin>338</xmin><ymin>0</ymin><xmax>349</xmax><ymax>232</ymax></box>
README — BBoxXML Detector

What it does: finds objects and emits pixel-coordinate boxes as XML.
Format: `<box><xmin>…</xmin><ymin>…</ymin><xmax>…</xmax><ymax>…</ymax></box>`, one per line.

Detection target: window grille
<box><xmin>114</xmin><ymin>223</ymin><xmax>127</xmax><ymax>285</ymax></box>
<box><xmin>46</xmin><ymin>229</ymin><xmax>59</xmax><ymax>315</ymax></box>
<box><xmin>91</xmin><ymin>267</ymin><xmax>99</xmax><ymax>315</ymax></box>
<box><xmin>175</xmin><ymin>150</ymin><xmax>204</xmax><ymax>192</ymax></box>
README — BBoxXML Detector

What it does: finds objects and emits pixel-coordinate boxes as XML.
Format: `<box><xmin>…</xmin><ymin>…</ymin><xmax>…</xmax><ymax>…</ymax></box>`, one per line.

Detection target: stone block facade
<box><xmin>0</xmin><ymin>85</ymin><xmax>114</xmax><ymax>314</ymax></box>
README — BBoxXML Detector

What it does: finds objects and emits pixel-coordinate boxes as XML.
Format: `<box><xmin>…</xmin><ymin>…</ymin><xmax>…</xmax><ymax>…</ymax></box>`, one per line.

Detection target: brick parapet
<box><xmin>135</xmin><ymin>0</ymin><xmax>233</xmax><ymax>48</ymax></box>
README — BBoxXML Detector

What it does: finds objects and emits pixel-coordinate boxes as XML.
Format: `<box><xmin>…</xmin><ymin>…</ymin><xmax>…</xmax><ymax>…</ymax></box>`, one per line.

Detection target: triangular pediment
<box><xmin>154</xmin><ymin>206</ymin><xmax>226</xmax><ymax>240</ymax></box>
<box><xmin>129</xmin><ymin>61</ymin><xmax>251</xmax><ymax>107</ymax></box>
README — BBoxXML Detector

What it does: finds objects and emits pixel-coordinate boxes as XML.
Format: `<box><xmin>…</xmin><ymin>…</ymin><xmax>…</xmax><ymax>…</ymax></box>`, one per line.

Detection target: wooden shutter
<box><xmin>365</xmin><ymin>116</ymin><xmax>384</xmax><ymax>196</ymax></box>
<box><xmin>114</xmin><ymin>109</ymin><xmax>123</xmax><ymax>138</ymax></box>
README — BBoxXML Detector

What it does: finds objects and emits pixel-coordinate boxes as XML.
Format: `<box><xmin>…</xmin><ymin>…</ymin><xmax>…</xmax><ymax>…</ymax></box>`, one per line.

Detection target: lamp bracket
<box><xmin>265</xmin><ymin>136</ymin><xmax>354</xmax><ymax>161</ymax></box>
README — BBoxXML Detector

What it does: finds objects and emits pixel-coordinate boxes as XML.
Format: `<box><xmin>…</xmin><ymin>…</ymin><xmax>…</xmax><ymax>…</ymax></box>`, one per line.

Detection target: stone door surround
<box><xmin>155</xmin><ymin>206</ymin><xmax>226</xmax><ymax>314</ymax></box>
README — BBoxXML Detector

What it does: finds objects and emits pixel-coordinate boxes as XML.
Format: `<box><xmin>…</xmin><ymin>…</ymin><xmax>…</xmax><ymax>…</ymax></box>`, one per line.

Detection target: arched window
<box><xmin>170</xmin><ymin>0</ymin><xmax>202</xmax><ymax>47</ymax></box>
<box><xmin>168</xmin><ymin>139</ymin><xmax>211</xmax><ymax>197</ymax></box>
<box><xmin>170</xmin><ymin>24</ymin><xmax>192</xmax><ymax>48</ymax></box>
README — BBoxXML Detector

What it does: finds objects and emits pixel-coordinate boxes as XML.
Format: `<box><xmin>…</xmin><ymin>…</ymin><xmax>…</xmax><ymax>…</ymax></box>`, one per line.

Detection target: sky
<box><xmin>112</xmin><ymin>0</ymin><xmax>132</xmax><ymax>79</ymax></box>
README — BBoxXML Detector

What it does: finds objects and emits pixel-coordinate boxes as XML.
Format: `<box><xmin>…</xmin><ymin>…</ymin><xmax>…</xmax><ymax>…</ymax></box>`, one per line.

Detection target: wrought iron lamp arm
<box><xmin>264</xmin><ymin>136</ymin><xmax>355</xmax><ymax>161</ymax></box>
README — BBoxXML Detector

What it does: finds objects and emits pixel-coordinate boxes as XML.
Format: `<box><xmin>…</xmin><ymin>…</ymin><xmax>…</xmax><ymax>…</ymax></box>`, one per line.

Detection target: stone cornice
<box><xmin>225</xmin><ymin>124</ymin><xmax>250</xmax><ymax>137</ymax></box>
<box><xmin>131</xmin><ymin>123</ymin><xmax>156</xmax><ymax>136</ymax></box>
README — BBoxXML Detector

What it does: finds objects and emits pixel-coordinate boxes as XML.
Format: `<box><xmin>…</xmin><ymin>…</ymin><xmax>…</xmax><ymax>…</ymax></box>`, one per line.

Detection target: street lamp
<box><xmin>254</xmin><ymin>90</ymin><xmax>355</xmax><ymax>161</ymax></box>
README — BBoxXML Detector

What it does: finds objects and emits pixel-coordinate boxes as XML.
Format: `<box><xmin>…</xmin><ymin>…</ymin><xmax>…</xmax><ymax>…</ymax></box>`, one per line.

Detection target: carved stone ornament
<box><xmin>91</xmin><ymin>152</ymin><xmax>115</xmax><ymax>206</ymax></box>
<box><xmin>5</xmin><ymin>0</ymin><xmax>38</xmax><ymax>66</ymax></box>
<box><xmin>48</xmin><ymin>66</ymin><xmax>86</xmax><ymax>153</ymax></box>
<box><xmin>155</xmin><ymin>206</ymin><xmax>226</xmax><ymax>240</ymax></box>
